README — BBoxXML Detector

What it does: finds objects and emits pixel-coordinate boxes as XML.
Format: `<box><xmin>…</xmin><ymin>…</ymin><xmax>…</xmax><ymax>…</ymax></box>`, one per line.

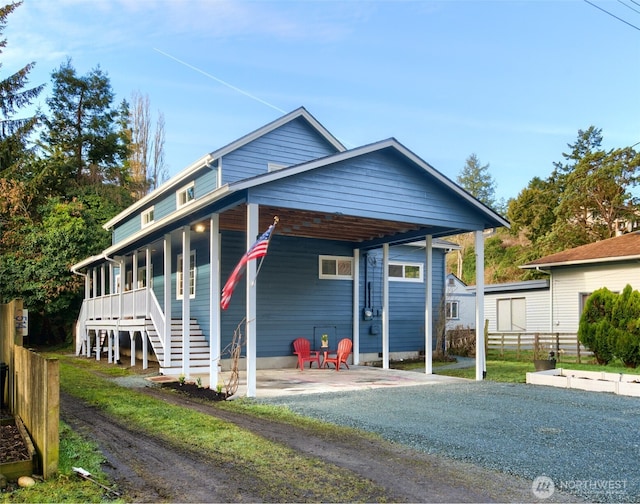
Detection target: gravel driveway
<box><xmin>261</xmin><ymin>381</ymin><xmax>640</xmax><ymax>503</ymax></box>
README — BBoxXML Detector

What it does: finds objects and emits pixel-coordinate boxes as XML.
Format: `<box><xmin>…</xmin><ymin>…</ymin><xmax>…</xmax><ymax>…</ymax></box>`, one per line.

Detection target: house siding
<box><xmin>250</xmin><ymin>151</ymin><xmax>487</xmax><ymax>230</ymax></box>
<box><xmin>222</xmin><ymin>118</ymin><xmax>338</xmax><ymax>184</ymax></box>
<box><xmin>112</xmin><ymin>169</ymin><xmax>219</xmax><ymax>245</ymax></box>
<box><xmin>551</xmin><ymin>262</ymin><xmax>640</xmax><ymax>333</ymax></box>
<box><xmin>445</xmin><ymin>275</ymin><xmax>476</xmax><ymax>331</ymax></box>
<box><xmin>484</xmin><ymin>288</ymin><xmax>550</xmax><ymax>333</ymax></box>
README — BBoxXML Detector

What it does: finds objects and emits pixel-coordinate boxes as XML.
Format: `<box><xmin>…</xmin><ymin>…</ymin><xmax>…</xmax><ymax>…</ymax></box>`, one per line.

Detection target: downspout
<box><xmin>71</xmin><ymin>265</ymin><xmax>90</xmax><ymax>356</ymax></box>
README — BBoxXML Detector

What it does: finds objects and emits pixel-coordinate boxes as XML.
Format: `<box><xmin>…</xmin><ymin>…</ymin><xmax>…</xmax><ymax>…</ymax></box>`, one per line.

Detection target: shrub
<box><xmin>578</xmin><ymin>287</ymin><xmax>616</xmax><ymax>365</ymax></box>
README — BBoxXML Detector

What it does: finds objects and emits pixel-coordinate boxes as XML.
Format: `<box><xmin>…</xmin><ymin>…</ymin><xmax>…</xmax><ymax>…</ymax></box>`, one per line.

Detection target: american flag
<box><xmin>220</xmin><ymin>224</ymin><xmax>275</xmax><ymax>310</ymax></box>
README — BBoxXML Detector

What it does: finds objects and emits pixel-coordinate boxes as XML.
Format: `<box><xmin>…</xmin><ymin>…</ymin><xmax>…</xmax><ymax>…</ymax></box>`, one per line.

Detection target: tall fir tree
<box><xmin>0</xmin><ymin>1</ymin><xmax>44</xmax><ymax>176</ymax></box>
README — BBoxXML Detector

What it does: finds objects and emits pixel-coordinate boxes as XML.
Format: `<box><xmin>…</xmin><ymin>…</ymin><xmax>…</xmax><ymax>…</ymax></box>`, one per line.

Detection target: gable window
<box><xmin>497</xmin><ymin>297</ymin><xmax>526</xmax><ymax>332</ymax></box>
<box><xmin>389</xmin><ymin>261</ymin><xmax>423</xmax><ymax>282</ymax></box>
<box><xmin>176</xmin><ymin>182</ymin><xmax>195</xmax><ymax>208</ymax></box>
<box><xmin>446</xmin><ymin>300</ymin><xmax>459</xmax><ymax>319</ymax></box>
<box><xmin>177</xmin><ymin>251</ymin><xmax>196</xmax><ymax>299</ymax></box>
<box><xmin>141</xmin><ymin>207</ymin><xmax>154</xmax><ymax>227</ymax></box>
<box><xmin>319</xmin><ymin>256</ymin><xmax>353</xmax><ymax>280</ymax></box>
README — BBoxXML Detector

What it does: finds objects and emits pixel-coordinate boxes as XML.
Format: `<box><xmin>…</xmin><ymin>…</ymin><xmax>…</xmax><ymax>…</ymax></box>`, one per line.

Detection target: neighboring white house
<box><xmin>521</xmin><ymin>231</ymin><xmax>640</xmax><ymax>333</ymax></box>
<box><xmin>445</xmin><ymin>273</ymin><xmax>476</xmax><ymax>331</ymax></box>
<box><xmin>472</xmin><ymin>280</ymin><xmax>550</xmax><ymax>333</ymax></box>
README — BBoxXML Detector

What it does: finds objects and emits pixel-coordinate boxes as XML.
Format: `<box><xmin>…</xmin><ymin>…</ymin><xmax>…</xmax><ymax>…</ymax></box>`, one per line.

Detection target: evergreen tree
<box><xmin>0</xmin><ymin>2</ymin><xmax>44</xmax><ymax>176</ymax></box>
<box><xmin>40</xmin><ymin>59</ymin><xmax>131</xmax><ymax>192</ymax></box>
<box><xmin>457</xmin><ymin>153</ymin><xmax>497</xmax><ymax>208</ymax></box>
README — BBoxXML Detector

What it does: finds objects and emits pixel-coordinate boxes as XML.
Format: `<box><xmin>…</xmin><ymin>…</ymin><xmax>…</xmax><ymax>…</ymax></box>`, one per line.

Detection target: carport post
<box><xmin>475</xmin><ymin>230</ymin><xmax>485</xmax><ymax>380</ymax></box>
<box><xmin>425</xmin><ymin>235</ymin><xmax>433</xmax><ymax>374</ymax></box>
<box><xmin>352</xmin><ymin>248</ymin><xmax>360</xmax><ymax>365</ymax></box>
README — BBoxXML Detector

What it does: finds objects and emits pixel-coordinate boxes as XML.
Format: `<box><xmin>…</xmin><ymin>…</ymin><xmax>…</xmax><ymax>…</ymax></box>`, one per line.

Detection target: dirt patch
<box><xmin>0</xmin><ymin>422</ymin><xmax>30</xmax><ymax>464</ymax></box>
<box><xmin>60</xmin><ymin>383</ymin><xmax>574</xmax><ymax>503</ymax></box>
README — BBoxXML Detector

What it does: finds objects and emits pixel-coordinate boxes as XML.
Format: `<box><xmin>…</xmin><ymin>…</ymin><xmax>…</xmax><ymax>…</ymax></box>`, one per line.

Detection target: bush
<box><xmin>578</xmin><ymin>287</ymin><xmax>616</xmax><ymax>364</ymax></box>
<box><xmin>579</xmin><ymin>285</ymin><xmax>640</xmax><ymax>367</ymax></box>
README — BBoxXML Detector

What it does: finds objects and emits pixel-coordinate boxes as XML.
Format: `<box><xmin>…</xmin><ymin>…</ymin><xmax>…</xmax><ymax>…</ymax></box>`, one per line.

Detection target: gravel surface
<box><xmin>261</xmin><ymin>381</ymin><xmax>640</xmax><ymax>503</ymax></box>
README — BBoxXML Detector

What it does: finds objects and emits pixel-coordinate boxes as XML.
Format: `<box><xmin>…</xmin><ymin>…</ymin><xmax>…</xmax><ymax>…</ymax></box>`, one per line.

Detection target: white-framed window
<box><xmin>141</xmin><ymin>207</ymin><xmax>154</xmax><ymax>227</ymax></box>
<box><xmin>388</xmin><ymin>261</ymin><xmax>423</xmax><ymax>282</ymax></box>
<box><xmin>176</xmin><ymin>182</ymin><xmax>195</xmax><ymax>208</ymax></box>
<box><xmin>319</xmin><ymin>255</ymin><xmax>353</xmax><ymax>280</ymax></box>
<box><xmin>137</xmin><ymin>265</ymin><xmax>153</xmax><ymax>289</ymax></box>
<box><xmin>177</xmin><ymin>251</ymin><xmax>196</xmax><ymax>299</ymax></box>
<box><xmin>446</xmin><ymin>301</ymin><xmax>459</xmax><ymax>319</ymax></box>
<box><xmin>497</xmin><ymin>297</ymin><xmax>526</xmax><ymax>332</ymax></box>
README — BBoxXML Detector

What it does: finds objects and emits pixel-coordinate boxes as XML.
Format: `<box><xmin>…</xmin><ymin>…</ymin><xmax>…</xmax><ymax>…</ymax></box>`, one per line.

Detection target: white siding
<box><xmin>445</xmin><ymin>275</ymin><xmax>476</xmax><ymax>330</ymax></box>
<box><xmin>484</xmin><ymin>288</ymin><xmax>550</xmax><ymax>332</ymax></box>
<box><xmin>551</xmin><ymin>262</ymin><xmax>640</xmax><ymax>333</ymax></box>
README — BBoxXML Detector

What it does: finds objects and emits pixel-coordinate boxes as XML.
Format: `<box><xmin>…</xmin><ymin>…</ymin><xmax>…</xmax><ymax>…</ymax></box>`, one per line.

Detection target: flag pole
<box><xmin>252</xmin><ymin>215</ymin><xmax>279</xmax><ymax>286</ymax></box>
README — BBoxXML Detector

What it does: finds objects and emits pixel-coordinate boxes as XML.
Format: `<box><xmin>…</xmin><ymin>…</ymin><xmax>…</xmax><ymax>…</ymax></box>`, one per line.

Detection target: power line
<box><xmin>583</xmin><ymin>0</ymin><xmax>640</xmax><ymax>31</ymax></box>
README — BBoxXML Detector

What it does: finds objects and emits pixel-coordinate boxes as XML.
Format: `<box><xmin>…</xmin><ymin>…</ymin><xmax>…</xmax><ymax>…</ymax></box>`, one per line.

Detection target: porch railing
<box><xmin>75</xmin><ymin>287</ymin><xmax>166</xmax><ymax>359</ymax></box>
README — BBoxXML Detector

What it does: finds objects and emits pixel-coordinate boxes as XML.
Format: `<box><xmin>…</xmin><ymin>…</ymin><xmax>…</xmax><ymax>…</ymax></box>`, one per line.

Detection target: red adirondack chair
<box><xmin>323</xmin><ymin>338</ymin><xmax>352</xmax><ymax>371</ymax></box>
<box><xmin>292</xmin><ymin>337</ymin><xmax>321</xmax><ymax>371</ymax></box>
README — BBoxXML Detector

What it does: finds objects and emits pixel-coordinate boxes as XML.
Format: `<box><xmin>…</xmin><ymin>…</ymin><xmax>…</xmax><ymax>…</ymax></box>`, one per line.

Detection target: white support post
<box><xmin>95</xmin><ymin>329</ymin><xmax>101</xmax><ymax>361</ymax></box>
<box><xmin>107</xmin><ymin>329</ymin><xmax>113</xmax><ymax>364</ymax></box>
<box><xmin>425</xmin><ymin>235</ymin><xmax>433</xmax><ymax>375</ymax></box>
<box><xmin>352</xmin><ymin>248</ymin><xmax>360</xmax><ymax>365</ymax></box>
<box><xmin>130</xmin><ymin>331</ymin><xmax>136</xmax><ymax>367</ymax></box>
<box><xmin>92</xmin><ymin>267</ymin><xmax>97</xmax><ymax>299</ymax></box>
<box><xmin>145</xmin><ymin>247</ymin><xmax>151</xmax><ymax>315</ymax></box>
<box><xmin>85</xmin><ymin>273</ymin><xmax>90</xmax><ymax>357</ymax></box>
<box><xmin>132</xmin><ymin>250</ymin><xmax>138</xmax><ymax>315</ymax></box>
<box><xmin>209</xmin><ymin>214</ymin><xmax>221</xmax><ymax>390</ymax></box>
<box><xmin>246</xmin><ymin>204</ymin><xmax>259</xmax><ymax>397</ymax></box>
<box><xmin>100</xmin><ymin>265</ymin><xmax>106</xmax><ymax>297</ymax></box>
<box><xmin>163</xmin><ymin>233</ymin><xmax>172</xmax><ymax>368</ymax></box>
<box><xmin>382</xmin><ymin>243</ymin><xmax>390</xmax><ymax>370</ymax></box>
<box><xmin>182</xmin><ymin>226</ymin><xmax>191</xmax><ymax>378</ymax></box>
<box><xmin>142</xmin><ymin>330</ymin><xmax>148</xmax><ymax>370</ymax></box>
<box><xmin>475</xmin><ymin>230</ymin><xmax>486</xmax><ymax>381</ymax></box>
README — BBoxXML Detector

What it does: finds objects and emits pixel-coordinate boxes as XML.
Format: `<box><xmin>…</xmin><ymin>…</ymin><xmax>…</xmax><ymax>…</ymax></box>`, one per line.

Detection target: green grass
<box><xmin>3</xmin><ymin>422</ymin><xmax>122</xmax><ymax>503</ymax></box>
<box><xmin>4</xmin><ymin>352</ymin><xmax>388</xmax><ymax>503</ymax></box>
<box><xmin>392</xmin><ymin>350</ymin><xmax>640</xmax><ymax>383</ymax></box>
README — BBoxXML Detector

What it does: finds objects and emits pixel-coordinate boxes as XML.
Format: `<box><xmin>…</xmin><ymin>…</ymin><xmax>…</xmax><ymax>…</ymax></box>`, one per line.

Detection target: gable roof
<box><xmin>103</xmin><ymin>107</ymin><xmax>345</xmax><ymax>230</ymax></box>
<box><xmin>522</xmin><ymin>231</ymin><xmax>640</xmax><ymax>269</ymax></box>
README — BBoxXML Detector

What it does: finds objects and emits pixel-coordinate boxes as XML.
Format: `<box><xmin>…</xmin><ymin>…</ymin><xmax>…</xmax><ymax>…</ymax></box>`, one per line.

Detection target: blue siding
<box><xmin>113</xmin><ymin>216</ymin><xmax>139</xmax><ymax>245</ymax></box>
<box><xmin>219</xmin><ymin>233</ymin><xmax>354</xmax><ymax>358</ymax></box>
<box><xmin>251</xmin><ymin>150</ymin><xmax>487</xmax><ymax>230</ymax></box>
<box><xmin>222</xmin><ymin>118</ymin><xmax>339</xmax><ymax>184</ymax></box>
<box><xmin>359</xmin><ymin>245</ymin><xmax>445</xmax><ymax>354</ymax></box>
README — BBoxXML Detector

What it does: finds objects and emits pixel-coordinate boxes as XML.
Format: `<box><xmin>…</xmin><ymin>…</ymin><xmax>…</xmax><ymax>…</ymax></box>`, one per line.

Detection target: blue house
<box><xmin>71</xmin><ymin>107</ymin><xmax>507</xmax><ymax>396</ymax></box>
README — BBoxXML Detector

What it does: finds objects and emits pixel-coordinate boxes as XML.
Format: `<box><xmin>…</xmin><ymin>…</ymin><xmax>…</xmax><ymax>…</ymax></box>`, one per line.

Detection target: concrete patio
<box><xmin>145</xmin><ymin>364</ymin><xmax>471</xmax><ymax>398</ymax></box>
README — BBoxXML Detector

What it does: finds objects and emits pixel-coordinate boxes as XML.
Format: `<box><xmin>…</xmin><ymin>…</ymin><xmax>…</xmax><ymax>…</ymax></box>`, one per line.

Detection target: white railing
<box><xmin>75</xmin><ymin>300</ymin><xmax>87</xmax><ymax>356</ymax></box>
<box><xmin>148</xmin><ymin>289</ymin><xmax>166</xmax><ymax>359</ymax></box>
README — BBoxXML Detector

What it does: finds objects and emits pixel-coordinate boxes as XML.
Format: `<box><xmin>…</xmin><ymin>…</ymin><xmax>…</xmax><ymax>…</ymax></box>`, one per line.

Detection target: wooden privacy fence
<box><xmin>0</xmin><ymin>300</ymin><xmax>59</xmax><ymax>479</ymax></box>
<box><xmin>487</xmin><ymin>331</ymin><xmax>592</xmax><ymax>363</ymax></box>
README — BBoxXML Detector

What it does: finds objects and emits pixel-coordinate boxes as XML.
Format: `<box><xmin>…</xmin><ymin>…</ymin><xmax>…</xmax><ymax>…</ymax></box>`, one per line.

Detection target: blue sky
<box><xmin>6</xmin><ymin>0</ymin><xmax>640</xmax><ymax>203</ymax></box>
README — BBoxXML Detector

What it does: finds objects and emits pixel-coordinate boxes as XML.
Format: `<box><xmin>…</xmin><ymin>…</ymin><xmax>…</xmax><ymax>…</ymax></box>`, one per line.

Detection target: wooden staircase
<box><xmin>146</xmin><ymin>318</ymin><xmax>211</xmax><ymax>376</ymax></box>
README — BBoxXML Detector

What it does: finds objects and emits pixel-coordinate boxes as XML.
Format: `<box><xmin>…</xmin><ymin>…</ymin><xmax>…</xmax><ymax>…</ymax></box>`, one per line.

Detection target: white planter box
<box><xmin>526</xmin><ymin>367</ymin><xmax>640</xmax><ymax>397</ymax></box>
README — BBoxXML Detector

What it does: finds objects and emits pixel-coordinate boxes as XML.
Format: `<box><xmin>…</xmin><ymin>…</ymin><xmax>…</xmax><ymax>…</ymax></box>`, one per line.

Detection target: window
<box><xmin>497</xmin><ymin>297</ymin><xmax>526</xmax><ymax>331</ymax></box>
<box><xmin>137</xmin><ymin>265</ymin><xmax>153</xmax><ymax>289</ymax></box>
<box><xmin>388</xmin><ymin>261</ymin><xmax>423</xmax><ymax>282</ymax></box>
<box><xmin>141</xmin><ymin>207</ymin><xmax>154</xmax><ymax>227</ymax></box>
<box><xmin>446</xmin><ymin>301</ymin><xmax>459</xmax><ymax>319</ymax></box>
<box><xmin>176</xmin><ymin>182</ymin><xmax>195</xmax><ymax>208</ymax></box>
<box><xmin>579</xmin><ymin>292</ymin><xmax>593</xmax><ymax>317</ymax></box>
<box><xmin>319</xmin><ymin>256</ymin><xmax>353</xmax><ymax>279</ymax></box>
<box><xmin>177</xmin><ymin>251</ymin><xmax>196</xmax><ymax>299</ymax></box>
